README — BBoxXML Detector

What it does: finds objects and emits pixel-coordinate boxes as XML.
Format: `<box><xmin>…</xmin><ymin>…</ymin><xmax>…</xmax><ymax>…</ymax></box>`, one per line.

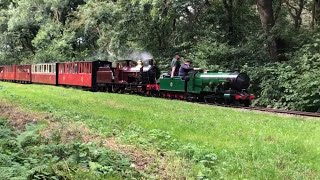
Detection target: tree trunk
<box><xmin>223</xmin><ymin>0</ymin><xmax>234</xmax><ymax>44</ymax></box>
<box><xmin>311</xmin><ymin>0</ymin><xmax>316</xmax><ymax>29</ymax></box>
<box><xmin>285</xmin><ymin>0</ymin><xmax>304</xmax><ymax>29</ymax></box>
<box><xmin>312</xmin><ymin>0</ymin><xmax>320</xmax><ymax>28</ymax></box>
<box><xmin>256</xmin><ymin>0</ymin><xmax>278</xmax><ymax>61</ymax></box>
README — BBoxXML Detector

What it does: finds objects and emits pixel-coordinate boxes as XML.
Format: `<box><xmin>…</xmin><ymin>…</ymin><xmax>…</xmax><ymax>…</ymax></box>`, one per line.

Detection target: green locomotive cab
<box><xmin>159</xmin><ymin>70</ymin><xmax>254</xmax><ymax>106</ymax></box>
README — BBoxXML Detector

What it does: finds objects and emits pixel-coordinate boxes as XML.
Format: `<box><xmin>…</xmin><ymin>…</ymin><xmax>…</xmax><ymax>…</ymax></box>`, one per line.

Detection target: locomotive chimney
<box><xmin>149</xmin><ymin>59</ymin><xmax>154</xmax><ymax>66</ymax></box>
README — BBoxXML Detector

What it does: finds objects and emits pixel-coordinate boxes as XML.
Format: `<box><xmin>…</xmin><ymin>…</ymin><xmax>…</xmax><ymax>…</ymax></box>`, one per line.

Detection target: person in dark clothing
<box><xmin>170</xmin><ymin>52</ymin><xmax>181</xmax><ymax>78</ymax></box>
<box><xmin>179</xmin><ymin>60</ymin><xmax>194</xmax><ymax>79</ymax></box>
<box><xmin>178</xmin><ymin>60</ymin><xmax>194</xmax><ymax>93</ymax></box>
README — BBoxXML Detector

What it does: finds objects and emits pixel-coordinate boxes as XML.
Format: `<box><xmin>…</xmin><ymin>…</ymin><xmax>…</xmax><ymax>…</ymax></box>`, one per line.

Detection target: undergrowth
<box><xmin>0</xmin><ymin>118</ymin><xmax>141</xmax><ymax>179</ymax></box>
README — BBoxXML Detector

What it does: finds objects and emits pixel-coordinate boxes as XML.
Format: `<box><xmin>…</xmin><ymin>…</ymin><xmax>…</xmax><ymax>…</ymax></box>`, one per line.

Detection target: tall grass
<box><xmin>0</xmin><ymin>82</ymin><xmax>319</xmax><ymax>179</ymax></box>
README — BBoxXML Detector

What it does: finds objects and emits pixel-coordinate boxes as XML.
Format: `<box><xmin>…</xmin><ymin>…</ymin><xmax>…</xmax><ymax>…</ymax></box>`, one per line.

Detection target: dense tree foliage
<box><xmin>0</xmin><ymin>0</ymin><xmax>319</xmax><ymax>111</ymax></box>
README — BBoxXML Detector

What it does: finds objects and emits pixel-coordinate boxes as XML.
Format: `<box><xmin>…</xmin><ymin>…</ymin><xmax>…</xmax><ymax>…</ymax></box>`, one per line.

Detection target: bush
<box><xmin>244</xmin><ymin>41</ymin><xmax>320</xmax><ymax>112</ymax></box>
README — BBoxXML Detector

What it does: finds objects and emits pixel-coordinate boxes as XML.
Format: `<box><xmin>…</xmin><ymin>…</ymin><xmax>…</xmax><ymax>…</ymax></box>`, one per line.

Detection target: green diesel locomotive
<box><xmin>159</xmin><ymin>70</ymin><xmax>254</xmax><ymax>106</ymax></box>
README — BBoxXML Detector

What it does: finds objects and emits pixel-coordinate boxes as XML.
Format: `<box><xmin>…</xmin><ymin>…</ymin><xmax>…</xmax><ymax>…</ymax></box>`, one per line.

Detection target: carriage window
<box><xmin>88</xmin><ymin>63</ymin><xmax>91</xmax><ymax>73</ymax></box>
<box><xmin>75</xmin><ymin>64</ymin><xmax>78</xmax><ymax>73</ymax></box>
<box><xmin>87</xmin><ymin>63</ymin><xmax>89</xmax><ymax>73</ymax></box>
<box><xmin>68</xmin><ymin>64</ymin><xmax>71</xmax><ymax>74</ymax></box>
<box><xmin>49</xmin><ymin>65</ymin><xmax>51</xmax><ymax>72</ymax></box>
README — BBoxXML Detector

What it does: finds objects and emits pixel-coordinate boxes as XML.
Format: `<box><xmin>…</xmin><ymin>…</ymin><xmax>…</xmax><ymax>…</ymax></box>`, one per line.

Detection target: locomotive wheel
<box><xmin>107</xmin><ymin>86</ymin><xmax>113</xmax><ymax>92</ymax></box>
<box><xmin>224</xmin><ymin>99</ymin><xmax>231</xmax><ymax>105</ymax></box>
<box><xmin>233</xmin><ymin>100</ymin><xmax>240</xmax><ymax>106</ymax></box>
<box><xmin>244</xmin><ymin>100</ymin><xmax>251</xmax><ymax>107</ymax></box>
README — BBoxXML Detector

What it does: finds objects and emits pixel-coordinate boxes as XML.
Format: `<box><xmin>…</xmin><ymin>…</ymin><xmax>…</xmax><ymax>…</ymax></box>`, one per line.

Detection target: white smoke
<box><xmin>129</xmin><ymin>51</ymin><xmax>154</xmax><ymax>64</ymax></box>
<box><xmin>91</xmin><ymin>50</ymin><xmax>154</xmax><ymax>64</ymax></box>
<box><xmin>140</xmin><ymin>52</ymin><xmax>154</xmax><ymax>61</ymax></box>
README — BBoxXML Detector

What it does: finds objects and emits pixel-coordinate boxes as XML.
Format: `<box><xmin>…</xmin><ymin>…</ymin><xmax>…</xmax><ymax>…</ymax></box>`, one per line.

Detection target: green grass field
<box><xmin>0</xmin><ymin>82</ymin><xmax>319</xmax><ymax>179</ymax></box>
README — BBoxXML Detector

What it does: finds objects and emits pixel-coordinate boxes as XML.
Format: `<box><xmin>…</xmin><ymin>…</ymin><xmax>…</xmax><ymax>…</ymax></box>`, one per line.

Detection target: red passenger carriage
<box><xmin>31</xmin><ymin>63</ymin><xmax>57</xmax><ymax>85</ymax></box>
<box><xmin>3</xmin><ymin>65</ymin><xmax>16</xmax><ymax>81</ymax></box>
<box><xmin>58</xmin><ymin>61</ymin><xmax>112</xmax><ymax>90</ymax></box>
<box><xmin>16</xmin><ymin>65</ymin><xmax>31</xmax><ymax>83</ymax></box>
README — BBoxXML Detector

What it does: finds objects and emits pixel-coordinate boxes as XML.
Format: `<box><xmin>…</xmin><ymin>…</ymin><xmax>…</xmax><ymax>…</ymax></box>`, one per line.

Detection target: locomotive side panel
<box><xmin>159</xmin><ymin>77</ymin><xmax>185</xmax><ymax>92</ymax></box>
<box><xmin>96</xmin><ymin>67</ymin><xmax>113</xmax><ymax>84</ymax></box>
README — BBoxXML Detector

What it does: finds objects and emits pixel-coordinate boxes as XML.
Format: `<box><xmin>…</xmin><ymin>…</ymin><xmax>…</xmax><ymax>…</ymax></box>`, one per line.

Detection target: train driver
<box><xmin>170</xmin><ymin>52</ymin><xmax>181</xmax><ymax>78</ymax></box>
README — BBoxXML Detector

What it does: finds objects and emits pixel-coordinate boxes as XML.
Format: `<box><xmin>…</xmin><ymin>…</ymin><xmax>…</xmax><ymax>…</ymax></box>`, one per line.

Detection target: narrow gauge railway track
<box><xmin>1</xmin><ymin>60</ymin><xmax>319</xmax><ymax>118</ymax></box>
<box><xmin>196</xmin><ymin>102</ymin><xmax>320</xmax><ymax>118</ymax></box>
<box><xmin>241</xmin><ymin>107</ymin><xmax>320</xmax><ymax>117</ymax></box>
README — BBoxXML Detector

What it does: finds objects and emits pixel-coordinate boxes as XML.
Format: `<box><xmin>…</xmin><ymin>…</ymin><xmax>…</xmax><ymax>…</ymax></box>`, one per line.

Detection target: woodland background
<box><xmin>0</xmin><ymin>0</ymin><xmax>319</xmax><ymax>111</ymax></box>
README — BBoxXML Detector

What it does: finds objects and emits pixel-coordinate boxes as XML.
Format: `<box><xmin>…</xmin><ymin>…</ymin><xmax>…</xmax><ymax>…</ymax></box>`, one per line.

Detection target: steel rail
<box><xmin>198</xmin><ymin>102</ymin><xmax>320</xmax><ymax>118</ymax></box>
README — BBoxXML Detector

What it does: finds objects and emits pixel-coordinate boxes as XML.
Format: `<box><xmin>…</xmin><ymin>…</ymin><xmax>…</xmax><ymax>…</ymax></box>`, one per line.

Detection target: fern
<box><xmin>0</xmin><ymin>118</ymin><xmax>141</xmax><ymax>179</ymax></box>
